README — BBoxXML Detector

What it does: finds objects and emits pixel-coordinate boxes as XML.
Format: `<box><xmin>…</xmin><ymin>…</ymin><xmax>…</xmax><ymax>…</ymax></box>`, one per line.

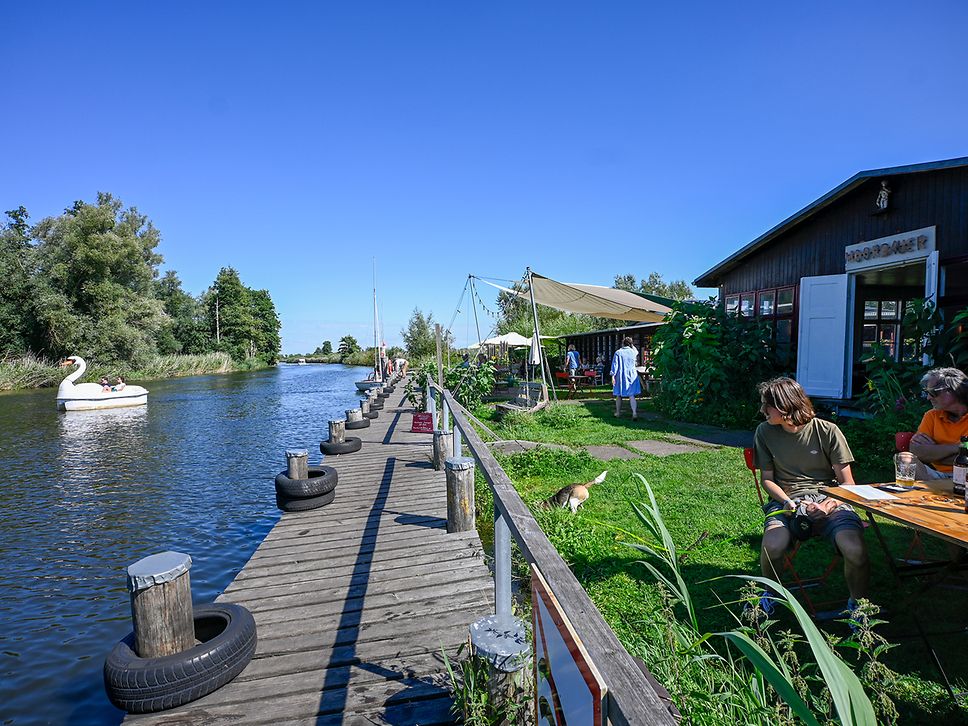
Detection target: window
<box><xmin>725</xmin><ymin>295</ymin><xmax>739</xmax><ymax>316</ymax></box>
<box><xmin>758</xmin><ymin>290</ymin><xmax>775</xmax><ymax>317</ymax></box>
<box><xmin>777</xmin><ymin>287</ymin><xmax>794</xmax><ymax>315</ymax></box>
<box><xmin>859</xmin><ymin>299</ymin><xmax>905</xmax><ymax>360</ymax></box>
<box><xmin>740</xmin><ymin>293</ymin><xmax>755</xmax><ymax>317</ymax></box>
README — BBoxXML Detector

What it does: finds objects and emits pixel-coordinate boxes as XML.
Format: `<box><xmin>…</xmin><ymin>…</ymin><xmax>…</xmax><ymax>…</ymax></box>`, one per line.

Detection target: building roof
<box><xmin>693</xmin><ymin>156</ymin><xmax>968</xmax><ymax>288</ymax></box>
<box><xmin>556</xmin><ymin>321</ymin><xmax>665</xmax><ymax>340</ymax></box>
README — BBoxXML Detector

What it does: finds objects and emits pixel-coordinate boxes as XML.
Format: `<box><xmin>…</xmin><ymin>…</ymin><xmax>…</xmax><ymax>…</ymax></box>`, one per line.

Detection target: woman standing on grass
<box><xmin>611</xmin><ymin>336</ymin><xmax>641</xmax><ymax>420</ymax></box>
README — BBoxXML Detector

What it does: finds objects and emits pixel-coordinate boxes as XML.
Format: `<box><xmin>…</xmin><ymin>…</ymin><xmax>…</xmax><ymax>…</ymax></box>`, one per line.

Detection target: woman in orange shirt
<box><xmin>910</xmin><ymin>367</ymin><xmax>968</xmax><ymax>480</ymax></box>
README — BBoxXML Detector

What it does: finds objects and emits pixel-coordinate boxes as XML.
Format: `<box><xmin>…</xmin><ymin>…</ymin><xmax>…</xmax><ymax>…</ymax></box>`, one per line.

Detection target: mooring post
<box><xmin>444</xmin><ymin>457</ymin><xmax>475</xmax><ymax>532</ymax></box>
<box><xmin>432</xmin><ymin>429</ymin><xmax>453</xmax><ymax>471</ymax></box>
<box><xmin>328</xmin><ymin>420</ymin><xmax>346</xmax><ymax>444</ymax></box>
<box><xmin>360</xmin><ymin>399</ymin><xmax>371</xmax><ymax>416</ymax></box>
<box><xmin>127</xmin><ymin>551</ymin><xmax>195</xmax><ymax>658</ymax></box>
<box><xmin>346</xmin><ymin>408</ymin><xmax>363</xmax><ymax>424</ymax></box>
<box><xmin>286</xmin><ymin>449</ymin><xmax>308</xmax><ymax>480</ymax></box>
<box><xmin>469</xmin><ymin>503</ymin><xmax>529</xmax><ymax>712</ymax></box>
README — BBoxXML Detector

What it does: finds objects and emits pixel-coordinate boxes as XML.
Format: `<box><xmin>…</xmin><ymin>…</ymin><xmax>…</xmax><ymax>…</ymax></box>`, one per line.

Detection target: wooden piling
<box><xmin>127</xmin><ymin>551</ymin><xmax>195</xmax><ymax>658</ymax></box>
<box><xmin>286</xmin><ymin>449</ymin><xmax>309</xmax><ymax>480</ymax></box>
<box><xmin>328</xmin><ymin>420</ymin><xmax>346</xmax><ymax>444</ymax></box>
<box><xmin>433</xmin><ymin>429</ymin><xmax>453</xmax><ymax>471</ymax></box>
<box><xmin>445</xmin><ymin>457</ymin><xmax>475</xmax><ymax>533</ymax></box>
<box><xmin>346</xmin><ymin>408</ymin><xmax>363</xmax><ymax>423</ymax></box>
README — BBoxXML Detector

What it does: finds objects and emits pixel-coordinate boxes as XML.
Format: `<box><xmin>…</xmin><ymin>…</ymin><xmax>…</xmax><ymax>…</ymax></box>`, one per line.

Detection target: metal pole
<box><xmin>453</xmin><ymin>423</ymin><xmax>462</xmax><ymax>457</ymax></box>
<box><xmin>470</xmin><ymin>276</ymin><xmax>482</xmax><ymax>346</ymax></box>
<box><xmin>526</xmin><ymin>267</ymin><xmax>550</xmax><ymax>403</ymax></box>
<box><xmin>494</xmin><ymin>502</ymin><xmax>512</xmax><ymax>623</ymax></box>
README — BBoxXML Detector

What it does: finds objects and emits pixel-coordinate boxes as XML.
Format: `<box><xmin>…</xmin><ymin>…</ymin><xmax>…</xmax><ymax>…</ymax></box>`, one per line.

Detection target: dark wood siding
<box><xmin>718</xmin><ymin>167</ymin><xmax>968</xmax><ymax>295</ymax></box>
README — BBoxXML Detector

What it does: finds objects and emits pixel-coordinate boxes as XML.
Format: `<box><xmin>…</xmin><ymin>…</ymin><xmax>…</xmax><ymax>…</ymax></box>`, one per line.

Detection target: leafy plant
<box><xmin>650</xmin><ymin>301</ymin><xmax>777</xmax><ymax>429</ymax></box>
<box><xmin>622</xmin><ymin>474</ymin><xmax>882</xmax><ymax>725</ymax></box>
<box><xmin>445</xmin><ymin>360</ymin><xmax>495</xmax><ymax>409</ymax></box>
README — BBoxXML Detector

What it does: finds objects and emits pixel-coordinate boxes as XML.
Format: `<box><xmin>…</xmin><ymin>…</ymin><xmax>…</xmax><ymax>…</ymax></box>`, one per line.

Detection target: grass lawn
<box><xmin>472</xmin><ymin>398</ymin><xmax>968</xmax><ymax>724</ymax></box>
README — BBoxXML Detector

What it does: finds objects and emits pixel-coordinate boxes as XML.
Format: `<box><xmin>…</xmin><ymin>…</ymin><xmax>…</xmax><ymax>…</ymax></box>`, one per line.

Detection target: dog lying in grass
<box><xmin>542</xmin><ymin>471</ymin><xmax>607</xmax><ymax>514</ymax></box>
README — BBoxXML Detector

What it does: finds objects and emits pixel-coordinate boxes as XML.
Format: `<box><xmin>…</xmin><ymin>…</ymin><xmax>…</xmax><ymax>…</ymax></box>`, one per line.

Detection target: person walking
<box><xmin>611</xmin><ymin>337</ymin><xmax>641</xmax><ymax>420</ymax></box>
<box><xmin>566</xmin><ymin>344</ymin><xmax>581</xmax><ymax>376</ymax></box>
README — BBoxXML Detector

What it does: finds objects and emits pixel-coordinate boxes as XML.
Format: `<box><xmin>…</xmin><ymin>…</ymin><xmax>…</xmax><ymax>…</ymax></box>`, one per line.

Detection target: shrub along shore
<box><xmin>0</xmin><ymin>352</ymin><xmax>264</xmax><ymax>391</ymax></box>
<box><xmin>470</xmin><ymin>398</ymin><xmax>965</xmax><ymax>725</ymax></box>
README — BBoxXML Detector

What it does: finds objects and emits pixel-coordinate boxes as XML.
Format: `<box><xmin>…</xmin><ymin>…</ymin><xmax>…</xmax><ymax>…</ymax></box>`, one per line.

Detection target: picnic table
<box><xmin>554</xmin><ymin>371</ymin><xmax>596</xmax><ymax>398</ymax></box>
<box><xmin>823</xmin><ymin>479</ymin><xmax>968</xmax><ymax>701</ymax></box>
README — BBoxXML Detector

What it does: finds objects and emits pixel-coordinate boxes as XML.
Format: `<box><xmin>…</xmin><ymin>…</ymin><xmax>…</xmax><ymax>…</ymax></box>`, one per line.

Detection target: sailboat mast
<box><xmin>373</xmin><ymin>259</ymin><xmax>380</xmax><ymax>380</ymax></box>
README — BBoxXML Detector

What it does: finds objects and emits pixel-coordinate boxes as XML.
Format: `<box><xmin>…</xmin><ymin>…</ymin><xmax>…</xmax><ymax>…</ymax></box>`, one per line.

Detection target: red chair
<box><xmin>743</xmin><ymin>447</ymin><xmax>842</xmax><ymax>616</ymax></box>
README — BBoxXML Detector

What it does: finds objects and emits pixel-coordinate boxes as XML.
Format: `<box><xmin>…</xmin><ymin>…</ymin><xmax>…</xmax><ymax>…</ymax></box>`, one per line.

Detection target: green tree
<box><xmin>205</xmin><ymin>267</ymin><xmax>255</xmax><ymax>362</ymax></box>
<box><xmin>155</xmin><ymin>270</ymin><xmax>211</xmax><ymax>354</ymax></box>
<box><xmin>248</xmin><ymin>288</ymin><xmax>281</xmax><ymax>363</ymax></box>
<box><xmin>401</xmin><ymin>308</ymin><xmax>438</xmax><ymax>359</ymax></box>
<box><xmin>614</xmin><ymin>271</ymin><xmax>693</xmax><ymax>300</ymax></box>
<box><xmin>30</xmin><ymin>193</ymin><xmax>167</xmax><ymax>367</ymax></box>
<box><xmin>320</xmin><ymin>340</ymin><xmax>333</xmax><ymax>355</ymax></box>
<box><xmin>338</xmin><ymin>335</ymin><xmax>359</xmax><ymax>355</ymax></box>
<box><xmin>0</xmin><ymin>207</ymin><xmax>38</xmax><ymax>355</ymax></box>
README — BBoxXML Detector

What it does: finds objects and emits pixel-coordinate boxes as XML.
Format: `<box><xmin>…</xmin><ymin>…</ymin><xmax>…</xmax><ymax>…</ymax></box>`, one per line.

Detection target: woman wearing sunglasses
<box><xmin>909</xmin><ymin>367</ymin><xmax>968</xmax><ymax>481</ymax></box>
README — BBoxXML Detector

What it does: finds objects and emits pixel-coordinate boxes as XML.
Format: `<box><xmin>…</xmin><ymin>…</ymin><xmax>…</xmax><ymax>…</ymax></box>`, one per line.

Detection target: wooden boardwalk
<box><xmin>129</xmin><ymin>388</ymin><xmax>493</xmax><ymax>725</ymax></box>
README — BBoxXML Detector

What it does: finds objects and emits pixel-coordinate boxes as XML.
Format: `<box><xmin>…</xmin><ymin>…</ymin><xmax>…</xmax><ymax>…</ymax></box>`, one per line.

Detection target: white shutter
<box><xmin>796</xmin><ymin>274</ymin><xmax>849</xmax><ymax>398</ymax></box>
<box><xmin>925</xmin><ymin>250</ymin><xmax>940</xmax><ymax>303</ymax></box>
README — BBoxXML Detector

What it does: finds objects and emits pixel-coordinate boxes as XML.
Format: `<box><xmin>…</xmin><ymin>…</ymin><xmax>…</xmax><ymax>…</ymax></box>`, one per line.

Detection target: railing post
<box><xmin>428</xmin><ymin>385</ymin><xmax>437</xmax><ymax>422</ymax></box>
<box><xmin>468</xmin><ymin>500</ymin><xmax>529</xmax><ymax>710</ymax></box>
<box><xmin>453</xmin><ymin>424</ymin><xmax>462</xmax><ymax>458</ymax></box>
<box><xmin>442</xmin><ymin>398</ymin><xmax>450</xmax><ymax>433</ymax></box>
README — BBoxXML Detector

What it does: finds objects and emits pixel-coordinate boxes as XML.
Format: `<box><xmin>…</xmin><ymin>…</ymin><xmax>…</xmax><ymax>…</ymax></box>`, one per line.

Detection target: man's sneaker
<box><xmin>742</xmin><ymin>591</ymin><xmax>777</xmax><ymax>624</ymax></box>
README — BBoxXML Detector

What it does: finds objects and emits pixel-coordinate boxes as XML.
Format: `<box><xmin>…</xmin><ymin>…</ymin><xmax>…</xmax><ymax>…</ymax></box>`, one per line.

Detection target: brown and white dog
<box><xmin>542</xmin><ymin>471</ymin><xmax>607</xmax><ymax>514</ymax></box>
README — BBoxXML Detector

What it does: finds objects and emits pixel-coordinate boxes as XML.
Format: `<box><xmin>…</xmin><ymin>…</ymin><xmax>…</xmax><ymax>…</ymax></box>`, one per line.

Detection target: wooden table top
<box><xmin>823</xmin><ymin>483</ymin><xmax>968</xmax><ymax>547</ymax></box>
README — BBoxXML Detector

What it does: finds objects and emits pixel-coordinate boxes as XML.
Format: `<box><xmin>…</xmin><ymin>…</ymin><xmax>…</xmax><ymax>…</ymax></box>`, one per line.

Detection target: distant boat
<box><xmin>297</xmin><ymin>358</ymin><xmax>307</xmax><ymax>365</ymax></box>
<box><xmin>57</xmin><ymin>356</ymin><xmax>149</xmax><ymax>411</ymax></box>
<box><xmin>355</xmin><ymin>260</ymin><xmax>386</xmax><ymax>392</ymax></box>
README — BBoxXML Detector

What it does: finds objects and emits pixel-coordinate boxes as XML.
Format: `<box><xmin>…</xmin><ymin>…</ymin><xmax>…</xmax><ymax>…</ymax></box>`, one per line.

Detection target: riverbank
<box><xmin>280</xmin><ymin>351</ymin><xmax>374</xmax><ymax>367</ymax></box>
<box><xmin>473</xmin><ymin>399</ymin><xmax>965</xmax><ymax>724</ymax></box>
<box><xmin>0</xmin><ymin>352</ymin><xmax>264</xmax><ymax>391</ymax></box>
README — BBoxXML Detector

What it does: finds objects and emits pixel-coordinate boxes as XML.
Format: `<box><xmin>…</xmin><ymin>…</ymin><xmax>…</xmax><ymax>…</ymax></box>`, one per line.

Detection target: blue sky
<box><xmin>3</xmin><ymin>2</ymin><xmax>966</xmax><ymax>352</ymax></box>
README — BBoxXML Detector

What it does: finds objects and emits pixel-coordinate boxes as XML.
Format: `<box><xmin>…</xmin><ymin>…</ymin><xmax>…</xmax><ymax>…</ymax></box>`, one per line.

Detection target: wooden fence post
<box><xmin>127</xmin><ymin>551</ymin><xmax>195</xmax><ymax>658</ymax></box>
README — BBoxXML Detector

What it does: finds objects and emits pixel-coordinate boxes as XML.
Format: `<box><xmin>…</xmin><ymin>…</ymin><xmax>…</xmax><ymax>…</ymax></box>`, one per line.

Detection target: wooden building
<box><xmin>560</xmin><ymin>322</ymin><xmax>664</xmax><ymax>378</ymax></box>
<box><xmin>694</xmin><ymin>156</ymin><xmax>968</xmax><ymax>400</ymax></box>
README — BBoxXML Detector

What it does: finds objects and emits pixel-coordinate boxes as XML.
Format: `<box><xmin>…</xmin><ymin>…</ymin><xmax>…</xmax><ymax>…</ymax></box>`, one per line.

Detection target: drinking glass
<box><xmin>894</xmin><ymin>452</ymin><xmax>917</xmax><ymax>486</ymax></box>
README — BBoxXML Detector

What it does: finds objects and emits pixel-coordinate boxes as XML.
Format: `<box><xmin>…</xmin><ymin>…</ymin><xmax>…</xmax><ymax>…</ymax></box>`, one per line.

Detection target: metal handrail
<box><xmin>432</xmin><ymin>382</ymin><xmax>676</xmax><ymax>725</ymax></box>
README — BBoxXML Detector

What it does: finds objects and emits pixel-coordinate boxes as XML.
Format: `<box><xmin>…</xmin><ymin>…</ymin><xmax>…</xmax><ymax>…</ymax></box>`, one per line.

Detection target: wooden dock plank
<box><xmin>126</xmin><ymin>387</ymin><xmax>492</xmax><ymax>724</ymax></box>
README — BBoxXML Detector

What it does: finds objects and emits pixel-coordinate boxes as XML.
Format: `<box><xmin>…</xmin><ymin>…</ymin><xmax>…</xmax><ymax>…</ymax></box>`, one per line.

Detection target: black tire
<box><xmin>370</xmin><ymin>402</ymin><xmax>384</xmax><ymax>410</ymax></box>
<box><xmin>274</xmin><ymin>467</ymin><xmax>338</xmax><ymax>498</ymax></box>
<box><xmin>320</xmin><ymin>436</ymin><xmax>362</xmax><ymax>455</ymax></box>
<box><xmin>364</xmin><ymin>410</ymin><xmax>379</xmax><ymax>419</ymax></box>
<box><xmin>276</xmin><ymin>488</ymin><xmax>336</xmax><ymax>512</ymax></box>
<box><xmin>345</xmin><ymin>418</ymin><xmax>370</xmax><ymax>430</ymax></box>
<box><xmin>377</xmin><ymin>392</ymin><xmax>390</xmax><ymax>399</ymax></box>
<box><xmin>103</xmin><ymin>602</ymin><xmax>256</xmax><ymax>713</ymax></box>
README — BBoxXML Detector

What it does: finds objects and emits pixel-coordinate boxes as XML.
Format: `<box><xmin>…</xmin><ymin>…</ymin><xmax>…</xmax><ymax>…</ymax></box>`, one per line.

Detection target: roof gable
<box><xmin>694</xmin><ymin>156</ymin><xmax>968</xmax><ymax>287</ymax></box>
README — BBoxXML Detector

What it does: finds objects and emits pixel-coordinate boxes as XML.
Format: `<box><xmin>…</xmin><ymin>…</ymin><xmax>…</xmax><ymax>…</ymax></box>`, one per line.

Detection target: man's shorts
<box><xmin>763</xmin><ymin>492</ymin><xmax>864</xmax><ymax>543</ymax></box>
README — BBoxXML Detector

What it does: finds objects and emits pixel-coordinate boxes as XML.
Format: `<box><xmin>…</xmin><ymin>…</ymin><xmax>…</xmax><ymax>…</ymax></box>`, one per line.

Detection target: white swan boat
<box><xmin>57</xmin><ymin>356</ymin><xmax>149</xmax><ymax>411</ymax></box>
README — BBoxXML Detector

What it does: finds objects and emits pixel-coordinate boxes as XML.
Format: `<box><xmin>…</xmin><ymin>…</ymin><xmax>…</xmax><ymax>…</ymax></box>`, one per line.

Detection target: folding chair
<box><xmin>743</xmin><ymin>447</ymin><xmax>842</xmax><ymax>616</ymax></box>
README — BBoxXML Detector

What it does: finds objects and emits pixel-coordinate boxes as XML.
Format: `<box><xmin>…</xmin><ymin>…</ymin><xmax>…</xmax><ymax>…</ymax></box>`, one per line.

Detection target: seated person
<box><xmin>112</xmin><ymin>375</ymin><xmax>126</xmax><ymax>392</ymax></box>
<box><xmin>99</xmin><ymin>377</ymin><xmax>111</xmax><ymax>392</ymax></box>
<box><xmin>752</xmin><ymin>377</ymin><xmax>869</xmax><ymax>618</ymax></box>
<box><xmin>909</xmin><ymin>367</ymin><xmax>968</xmax><ymax>481</ymax></box>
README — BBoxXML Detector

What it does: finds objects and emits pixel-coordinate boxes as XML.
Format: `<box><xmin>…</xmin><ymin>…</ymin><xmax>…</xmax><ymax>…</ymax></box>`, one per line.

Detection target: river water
<box><xmin>0</xmin><ymin>364</ymin><xmax>369</xmax><ymax>725</ymax></box>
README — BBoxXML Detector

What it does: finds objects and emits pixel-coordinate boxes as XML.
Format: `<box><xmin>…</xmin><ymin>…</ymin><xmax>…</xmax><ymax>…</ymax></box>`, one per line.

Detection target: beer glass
<box><xmin>894</xmin><ymin>452</ymin><xmax>917</xmax><ymax>486</ymax></box>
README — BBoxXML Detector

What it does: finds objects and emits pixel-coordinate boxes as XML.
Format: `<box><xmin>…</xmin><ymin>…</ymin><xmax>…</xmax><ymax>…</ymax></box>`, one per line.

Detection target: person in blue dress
<box><xmin>566</xmin><ymin>344</ymin><xmax>581</xmax><ymax>376</ymax></box>
<box><xmin>611</xmin><ymin>336</ymin><xmax>641</xmax><ymax>420</ymax></box>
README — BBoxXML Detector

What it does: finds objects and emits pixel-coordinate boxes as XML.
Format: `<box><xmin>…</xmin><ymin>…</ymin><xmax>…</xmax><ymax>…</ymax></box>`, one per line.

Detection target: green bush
<box><xmin>837</xmin><ymin>405</ymin><xmax>927</xmax><ymax>483</ymax></box>
<box><xmin>651</xmin><ymin>302</ymin><xmax>777</xmax><ymax>429</ymax></box>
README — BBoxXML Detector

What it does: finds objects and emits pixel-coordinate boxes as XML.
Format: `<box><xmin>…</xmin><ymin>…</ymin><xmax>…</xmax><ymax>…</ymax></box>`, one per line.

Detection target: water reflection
<box><xmin>0</xmin><ymin>364</ymin><xmax>367</xmax><ymax>724</ymax></box>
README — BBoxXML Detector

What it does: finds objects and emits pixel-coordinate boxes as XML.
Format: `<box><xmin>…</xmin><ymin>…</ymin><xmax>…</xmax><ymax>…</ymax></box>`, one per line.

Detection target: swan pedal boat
<box><xmin>57</xmin><ymin>356</ymin><xmax>149</xmax><ymax>411</ymax></box>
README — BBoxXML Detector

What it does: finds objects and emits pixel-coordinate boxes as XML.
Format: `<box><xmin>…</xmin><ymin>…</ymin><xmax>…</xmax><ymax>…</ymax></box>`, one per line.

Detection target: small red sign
<box><xmin>411</xmin><ymin>412</ymin><xmax>434</xmax><ymax>433</ymax></box>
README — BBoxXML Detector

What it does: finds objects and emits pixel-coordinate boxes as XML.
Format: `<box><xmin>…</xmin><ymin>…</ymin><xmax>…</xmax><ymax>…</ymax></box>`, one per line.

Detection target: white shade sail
<box><xmin>477</xmin><ymin>272</ymin><xmax>671</xmax><ymax>322</ymax></box>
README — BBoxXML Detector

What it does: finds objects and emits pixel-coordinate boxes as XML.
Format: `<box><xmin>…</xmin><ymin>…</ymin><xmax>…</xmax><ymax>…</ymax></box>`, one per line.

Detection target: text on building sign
<box><xmin>845</xmin><ymin>234</ymin><xmax>928</xmax><ymax>264</ymax></box>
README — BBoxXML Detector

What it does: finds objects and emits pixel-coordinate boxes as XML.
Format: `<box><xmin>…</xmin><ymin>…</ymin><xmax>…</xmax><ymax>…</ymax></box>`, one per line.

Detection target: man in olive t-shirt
<box><xmin>754</xmin><ymin>417</ymin><xmax>854</xmax><ymax>499</ymax></box>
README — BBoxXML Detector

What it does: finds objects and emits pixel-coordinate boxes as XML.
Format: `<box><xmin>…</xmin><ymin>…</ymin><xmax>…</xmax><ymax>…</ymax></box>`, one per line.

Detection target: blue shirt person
<box><xmin>611</xmin><ymin>337</ymin><xmax>641</xmax><ymax>420</ymax></box>
<box><xmin>566</xmin><ymin>345</ymin><xmax>581</xmax><ymax>375</ymax></box>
